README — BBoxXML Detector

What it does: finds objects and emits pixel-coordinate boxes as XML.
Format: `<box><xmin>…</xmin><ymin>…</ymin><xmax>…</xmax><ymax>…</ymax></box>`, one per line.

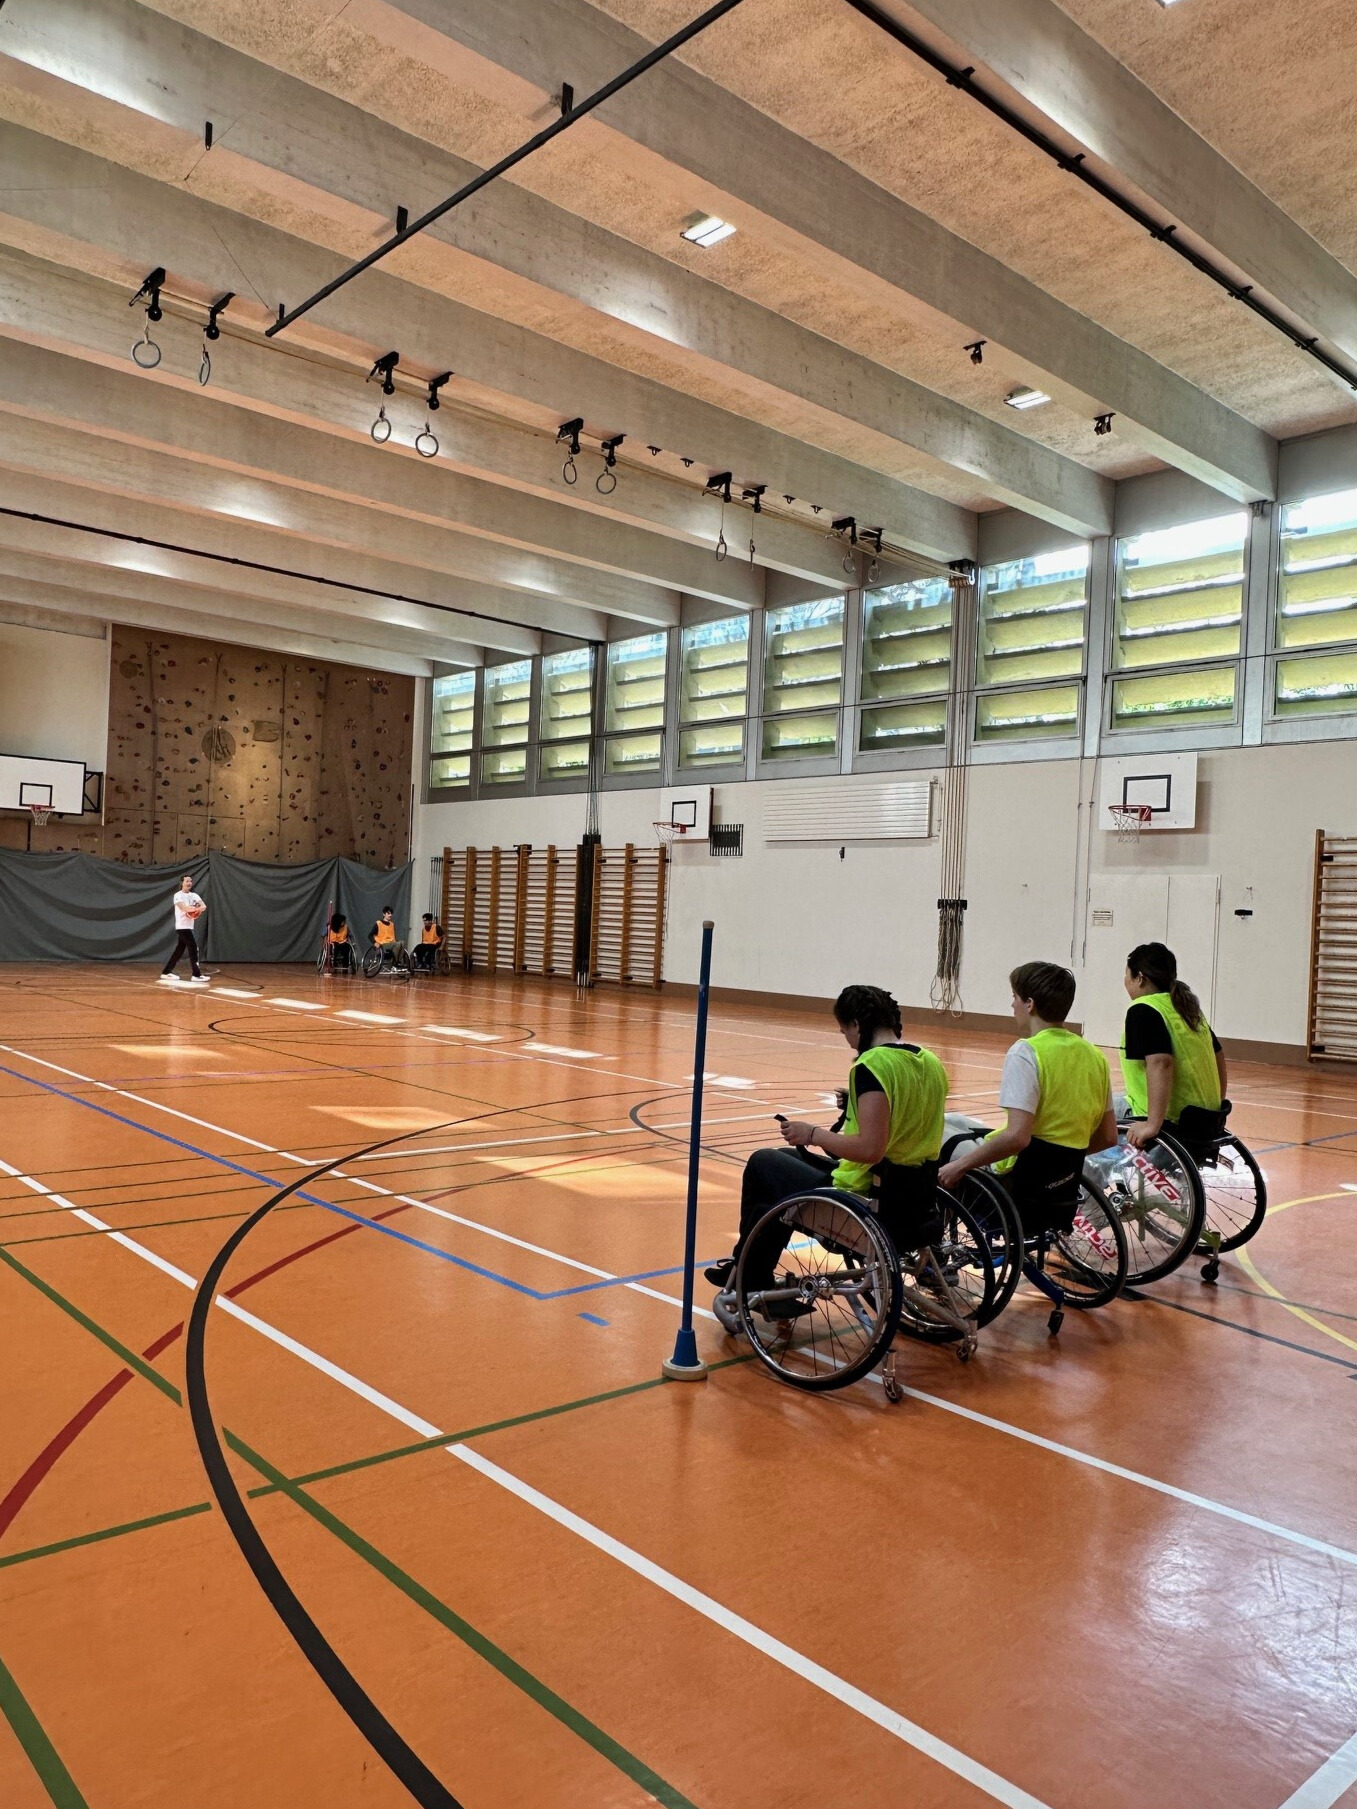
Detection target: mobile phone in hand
<box><xmin>774</xmin><ymin>1113</ymin><xmax>788</xmax><ymax>1124</ymax></box>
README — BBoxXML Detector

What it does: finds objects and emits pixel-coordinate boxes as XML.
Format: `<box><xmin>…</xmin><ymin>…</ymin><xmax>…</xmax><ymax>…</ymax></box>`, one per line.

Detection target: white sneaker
<box><xmin>157</xmin><ymin>973</ymin><xmax>180</xmax><ymax>985</ymax></box>
<box><xmin>188</xmin><ymin>975</ymin><xmax>210</xmax><ymax>986</ymax></box>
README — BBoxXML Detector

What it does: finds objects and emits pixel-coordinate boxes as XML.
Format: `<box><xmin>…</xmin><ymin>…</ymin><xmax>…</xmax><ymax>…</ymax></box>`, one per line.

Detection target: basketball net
<box><xmin>27</xmin><ymin>803</ymin><xmax>53</xmax><ymax>830</ymax></box>
<box><xmin>1108</xmin><ymin>804</ymin><xmax>1152</xmax><ymax>843</ymax></box>
<box><xmin>652</xmin><ymin>821</ymin><xmax>688</xmax><ymax>849</ymax></box>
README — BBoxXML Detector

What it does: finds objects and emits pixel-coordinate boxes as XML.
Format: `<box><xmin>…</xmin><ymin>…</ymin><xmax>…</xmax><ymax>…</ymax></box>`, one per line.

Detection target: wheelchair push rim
<box><xmin>894</xmin><ymin>1193</ymin><xmax>997</xmax><ymax>1343</ymax></box>
<box><xmin>1041</xmin><ymin>1177</ymin><xmax>1128</xmax><ymax>1308</ymax></box>
<box><xmin>735</xmin><ymin>1193</ymin><xmax>902</xmax><ymax>1391</ymax></box>
<box><xmin>1195</xmin><ymin>1135</ymin><xmax>1267</xmax><ymax>1252</ymax></box>
<box><xmin>1087</xmin><ymin>1129</ymin><xmax>1205</xmax><ymax>1286</ymax></box>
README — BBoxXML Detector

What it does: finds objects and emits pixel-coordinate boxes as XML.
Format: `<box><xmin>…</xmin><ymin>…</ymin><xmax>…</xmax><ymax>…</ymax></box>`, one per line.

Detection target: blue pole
<box><xmin>663</xmin><ymin>919</ymin><xmax>713</xmax><ymax>1380</ymax></box>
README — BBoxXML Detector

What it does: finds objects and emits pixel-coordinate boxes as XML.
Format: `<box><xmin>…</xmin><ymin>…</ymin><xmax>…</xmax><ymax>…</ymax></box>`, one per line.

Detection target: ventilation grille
<box><xmin>763</xmin><ymin>777</ymin><xmax>933</xmax><ymax>843</ymax></box>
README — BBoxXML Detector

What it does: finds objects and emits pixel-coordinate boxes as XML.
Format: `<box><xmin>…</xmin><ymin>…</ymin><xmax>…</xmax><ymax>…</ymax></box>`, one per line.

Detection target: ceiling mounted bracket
<box><xmin>426</xmin><ymin>371</ymin><xmax>453</xmax><ymax>411</ymax></box>
<box><xmin>706</xmin><ymin>471</ymin><xmax>733</xmax><ymax>503</ymax></box>
<box><xmin>129</xmin><ymin>267</ymin><xmax>166</xmax><ymax>321</ymax></box>
<box><xmin>742</xmin><ymin>485</ymin><xmax>766</xmax><ymax>513</ymax></box>
<box><xmin>556</xmin><ymin>418</ymin><xmax>584</xmax><ymax>456</ymax></box>
<box><xmin>367</xmin><ymin>351</ymin><xmax>400</xmax><ymax>395</ymax></box>
<box><xmin>204</xmin><ymin>292</ymin><xmax>235</xmax><ymax>340</ymax></box>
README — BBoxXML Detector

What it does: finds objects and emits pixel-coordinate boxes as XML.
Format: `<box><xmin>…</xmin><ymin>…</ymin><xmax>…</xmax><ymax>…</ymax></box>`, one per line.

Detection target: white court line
<box><xmin>271</xmin><ymin>998</ymin><xmax>327</xmax><ymax>1011</ymax></box>
<box><xmin>8</xmin><ymin>1045</ymin><xmax>1355</xmax><ymax>1564</ymax></box>
<box><xmin>424</xmin><ymin>1026</ymin><xmax>499</xmax><ymax>1042</ymax></box>
<box><xmin>451</xmin><ymin>1446</ymin><xmax>1050</xmax><ymax>1809</ymax></box>
<box><xmin>211</xmin><ymin>986</ymin><xmax>262</xmax><ymax>999</ymax></box>
<box><xmin>1278</xmin><ymin>1729</ymin><xmax>1357</xmax><ymax>1808</ymax></box>
<box><xmin>10</xmin><ymin>1143</ymin><xmax>1356</xmax><ymax>1808</ymax></box>
<box><xmin>335</xmin><ymin>1009</ymin><xmax>402</xmax><ymax>1025</ymax></box>
<box><xmin>531</xmin><ymin>1043</ymin><xmax>604</xmax><ymax>1060</ymax></box>
<box><xmin>4</xmin><ymin>1147</ymin><xmax>1046</xmax><ymax>1809</ymax></box>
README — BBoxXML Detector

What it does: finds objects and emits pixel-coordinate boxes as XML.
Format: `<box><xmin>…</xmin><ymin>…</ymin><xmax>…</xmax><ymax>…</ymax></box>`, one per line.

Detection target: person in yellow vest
<box><xmin>413</xmin><ymin>913</ymin><xmax>444</xmax><ymax>972</ymax></box>
<box><xmin>939</xmin><ymin>961</ymin><xmax>1116</xmax><ymax>1232</ymax></box>
<box><xmin>327</xmin><ymin>912</ymin><xmax>352</xmax><ymax>973</ymax></box>
<box><xmin>367</xmin><ymin>905</ymin><xmax>406</xmax><ymax>964</ymax></box>
<box><xmin>1119</xmin><ymin>942</ymin><xmax>1227</xmax><ymax>1150</ymax></box>
<box><xmin>706</xmin><ymin>985</ymin><xmax>949</xmax><ymax>1314</ymax></box>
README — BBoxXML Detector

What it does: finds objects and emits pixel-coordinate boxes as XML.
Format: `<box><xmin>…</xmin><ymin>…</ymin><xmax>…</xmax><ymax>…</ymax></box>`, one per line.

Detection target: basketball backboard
<box><xmin>0</xmin><ymin>754</ymin><xmax>87</xmax><ymax>816</ymax></box>
<box><xmin>1098</xmin><ymin>752</ymin><xmax>1197</xmax><ymax>832</ymax></box>
<box><xmin>658</xmin><ymin>785</ymin><xmax>712</xmax><ymax>840</ymax></box>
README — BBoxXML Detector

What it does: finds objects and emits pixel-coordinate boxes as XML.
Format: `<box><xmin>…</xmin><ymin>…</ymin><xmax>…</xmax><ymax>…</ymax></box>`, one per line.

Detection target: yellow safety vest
<box><xmin>832</xmin><ymin>1043</ymin><xmax>948</xmax><ymax>1197</ymax></box>
<box><xmin>1121</xmin><ymin>992</ymin><xmax>1221</xmax><ymax>1121</ymax></box>
<box><xmin>994</xmin><ymin>1027</ymin><xmax>1109</xmax><ymax>1169</ymax></box>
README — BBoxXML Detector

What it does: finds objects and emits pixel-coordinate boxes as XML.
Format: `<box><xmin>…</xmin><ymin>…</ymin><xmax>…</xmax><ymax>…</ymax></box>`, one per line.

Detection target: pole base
<box><xmin>661</xmin><ymin>1356</ymin><xmax>708</xmax><ymax>1382</ymax></box>
<box><xmin>663</xmin><ymin>1324</ymin><xmax>706</xmax><ymax>1380</ymax></box>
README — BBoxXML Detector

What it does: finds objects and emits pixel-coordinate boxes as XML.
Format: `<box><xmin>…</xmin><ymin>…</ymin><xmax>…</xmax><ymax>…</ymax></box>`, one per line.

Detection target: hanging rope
<box><xmin>931</xmin><ymin>566</ymin><xmax>976</xmax><ymax>1015</ymax></box>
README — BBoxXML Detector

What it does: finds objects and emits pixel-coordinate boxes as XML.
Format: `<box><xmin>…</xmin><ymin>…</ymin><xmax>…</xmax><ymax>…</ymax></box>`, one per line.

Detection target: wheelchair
<box><xmin>723</xmin><ymin>1183</ymin><xmax>994</xmax><ymax>1396</ymax></box>
<box><xmin>1114</xmin><ymin>1104</ymin><xmax>1266</xmax><ymax>1283</ymax></box>
<box><xmin>361</xmin><ymin>941</ymin><xmax>412</xmax><ymax>981</ymax></box>
<box><xmin>940</xmin><ymin>1122</ymin><xmax>1128</xmax><ymax>1335</ymax></box>
<box><xmin>1083</xmin><ymin>1129</ymin><xmax>1205</xmax><ymax>1287</ymax></box>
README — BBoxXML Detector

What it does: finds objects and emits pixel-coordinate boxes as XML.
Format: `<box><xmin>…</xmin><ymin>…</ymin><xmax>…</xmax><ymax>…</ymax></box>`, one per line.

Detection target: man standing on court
<box><xmin>159</xmin><ymin>874</ymin><xmax>208</xmax><ymax>985</ymax></box>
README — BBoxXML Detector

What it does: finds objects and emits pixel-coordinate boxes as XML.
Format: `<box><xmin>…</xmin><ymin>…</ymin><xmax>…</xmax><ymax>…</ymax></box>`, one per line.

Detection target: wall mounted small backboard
<box><xmin>0</xmin><ymin>754</ymin><xmax>87</xmax><ymax>815</ymax></box>
<box><xmin>658</xmin><ymin>785</ymin><xmax>712</xmax><ymax>840</ymax></box>
<box><xmin>1098</xmin><ymin>751</ymin><xmax>1198</xmax><ymax>831</ymax></box>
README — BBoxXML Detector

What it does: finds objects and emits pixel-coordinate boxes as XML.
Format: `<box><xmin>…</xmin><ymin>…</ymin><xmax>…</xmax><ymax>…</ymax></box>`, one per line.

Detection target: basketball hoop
<box><xmin>27</xmin><ymin>803</ymin><xmax>53</xmax><ymax>830</ymax></box>
<box><xmin>653</xmin><ymin>821</ymin><xmax>689</xmax><ymax>849</ymax></box>
<box><xmin>1108</xmin><ymin>804</ymin><xmax>1152</xmax><ymax>843</ymax></box>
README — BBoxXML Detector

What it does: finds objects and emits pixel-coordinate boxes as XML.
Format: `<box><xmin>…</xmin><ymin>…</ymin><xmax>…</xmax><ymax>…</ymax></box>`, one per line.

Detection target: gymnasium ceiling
<box><xmin>0</xmin><ymin>0</ymin><xmax>1354</xmax><ymax>675</ymax></box>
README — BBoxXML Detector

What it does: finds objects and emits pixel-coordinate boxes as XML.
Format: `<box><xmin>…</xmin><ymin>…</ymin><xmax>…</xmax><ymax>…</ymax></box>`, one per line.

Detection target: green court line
<box><xmin>0</xmin><ymin>1648</ymin><xmax>90</xmax><ymax>1809</ymax></box>
<box><xmin>0</xmin><ymin>1504</ymin><xmax>213</xmax><ymax>1573</ymax></box>
<box><xmin>0</xmin><ymin>1203</ymin><xmax>310</xmax><ymax>1250</ymax></box>
<box><xmin>0</xmin><ymin>1246</ymin><xmax>180</xmax><ymax>1404</ymax></box>
<box><xmin>230</xmin><ymin>1431</ymin><xmax>700</xmax><ymax>1809</ymax></box>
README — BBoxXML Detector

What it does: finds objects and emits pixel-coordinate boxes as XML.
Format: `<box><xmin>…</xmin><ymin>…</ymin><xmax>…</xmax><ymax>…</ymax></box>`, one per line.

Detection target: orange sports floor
<box><xmin>1</xmin><ymin>961</ymin><xmax>1355</xmax><ymax>1809</ymax></box>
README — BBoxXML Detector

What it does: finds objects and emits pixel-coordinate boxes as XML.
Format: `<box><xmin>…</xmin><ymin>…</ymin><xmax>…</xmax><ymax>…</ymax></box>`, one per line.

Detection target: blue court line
<box><xmin>577</xmin><ymin>1313</ymin><xmax>609</xmax><ymax>1327</ymax></box>
<box><xmin>0</xmin><ymin>1059</ymin><xmax>698</xmax><ymax>1306</ymax></box>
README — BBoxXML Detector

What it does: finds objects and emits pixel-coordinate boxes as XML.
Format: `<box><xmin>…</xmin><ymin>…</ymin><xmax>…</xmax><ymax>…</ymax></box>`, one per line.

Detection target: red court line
<box><xmin>0</xmin><ymin>1199</ymin><xmax>419</xmax><ymax>1543</ymax></box>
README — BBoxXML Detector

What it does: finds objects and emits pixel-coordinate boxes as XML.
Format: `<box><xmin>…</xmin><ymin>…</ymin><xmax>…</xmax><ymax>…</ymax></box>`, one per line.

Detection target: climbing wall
<box><xmin>94</xmin><ymin>628</ymin><xmax>413</xmax><ymax>866</ymax></box>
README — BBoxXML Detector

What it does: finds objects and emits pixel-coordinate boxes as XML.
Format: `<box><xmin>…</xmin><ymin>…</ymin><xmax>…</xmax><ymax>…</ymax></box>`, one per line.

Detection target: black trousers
<box><xmin>413</xmin><ymin>944</ymin><xmax>438</xmax><ymax>971</ymax></box>
<box><xmin>734</xmin><ymin>1147</ymin><xmax>835</xmax><ymax>1286</ymax></box>
<box><xmin>162</xmin><ymin>929</ymin><xmax>200</xmax><ymax>976</ymax></box>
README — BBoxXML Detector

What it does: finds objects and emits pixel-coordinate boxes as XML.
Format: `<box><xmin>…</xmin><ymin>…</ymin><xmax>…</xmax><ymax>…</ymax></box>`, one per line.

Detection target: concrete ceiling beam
<box><xmin>366</xmin><ymin>0</ymin><xmax>1277</xmax><ymax>504</ymax></box>
<box><xmin>0</xmin><ymin>121</ymin><xmax>976</xmax><ymax>562</ymax></box>
<box><xmin>0</xmin><ymin>409</ymin><xmax>680</xmax><ymax>627</ymax></box>
<box><xmin>0</xmin><ymin>566</ymin><xmax>442</xmax><ymax>675</ymax></box>
<box><xmin>0</xmin><ymin>0</ymin><xmax>1108</xmax><ymax>531</ymax></box>
<box><xmin>0</xmin><ymin>466</ymin><xmax>576</xmax><ymax>656</ymax></box>
<box><xmin>0</xmin><ymin>334</ymin><xmax>754</xmax><ymax>612</ymax></box>
<box><xmin>895</xmin><ymin>0</ymin><xmax>1357</xmax><ymax>372</ymax></box>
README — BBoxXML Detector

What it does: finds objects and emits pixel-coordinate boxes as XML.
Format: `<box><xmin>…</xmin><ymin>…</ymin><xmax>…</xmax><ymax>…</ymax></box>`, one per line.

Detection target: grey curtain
<box><xmin>0</xmin><ymin>848</ymin><xmax>411</xmax><ymax>964</ymax></box>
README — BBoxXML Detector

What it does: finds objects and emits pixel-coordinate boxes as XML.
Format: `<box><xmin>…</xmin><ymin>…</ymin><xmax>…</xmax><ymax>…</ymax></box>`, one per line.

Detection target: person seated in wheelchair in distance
<box><xmin>1119</xmin><ymin>942</ymin><xmax>1227</xmax><ymax>1152</ymax></box>
<box><xmin>367</xmin><ymin>906</ymin><xmax>406</xmax><ymax>963</ymax></box>
<box><xmin>413</xmin><ymin>913</ymin><xmax>444</xmax><ymax>971</ymax></box>
<box><xmin>938</xmin><ymin>962</ymin><xmax>1116</xmax><ymax>1235</ymax></box>
<box><xmin>327</xmin><ymin>912</ymin><xmax>353</xmax><ymax>972</ymax></box>
<box><xmin>705</xmin><ymin>984</ymin><xmax>949</xmax><ymax>1311</ymax></box>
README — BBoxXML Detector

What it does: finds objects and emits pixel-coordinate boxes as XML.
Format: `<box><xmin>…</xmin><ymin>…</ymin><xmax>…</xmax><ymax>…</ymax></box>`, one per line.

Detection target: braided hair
<box><xmin>833</xmin><ymin>984</ymin><xmax>903</xmax><ymax>1049</ymax></box>
<box><xmin>1127</xmin><ymin>942</ymin><xmax>1205</xmax><ymax>1032</ymax></box>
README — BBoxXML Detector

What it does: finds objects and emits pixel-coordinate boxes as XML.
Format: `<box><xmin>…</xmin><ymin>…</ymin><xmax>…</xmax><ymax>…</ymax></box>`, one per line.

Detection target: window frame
<box><xmin>426</xmin><ymin>666</ymin><xmax>479</xmax><ymax>798</ymax></box>
<box><xmin>971</xmin><ymin>548</ymin><xmax>1090</xmax><ymax>749</ymax></box>
<box><xmin>755</xmin><ymin>593</ymin><xmax>848</xmax><ymax>777</ymax></box>
<box><xmin>851</xmin><ymin>575</ymin><xmax>954</xmax><ymax>767</ymax></box>
<box><xmin>1262</xmin><ymin>485</ymin><xmax>1357</xmax><ymax>739</ymax></box>
<box><xmin>477</xmin><ymin>655</ymin><xmax>537</xmax><ymax>795</ymax></box>
<box><xmin>599</xmin><ymin>629</ymin><xmax>670</xmax><ymax>789</ymax></box>
<box><xmin>675</xmin><ymin>613</ymin><xmax>752</xmax><ymax>778</ymax></box>
<box><xmin>535</xmin><ymin>643</ymin><xmax>596</xmax><ymax>794</ymax></box>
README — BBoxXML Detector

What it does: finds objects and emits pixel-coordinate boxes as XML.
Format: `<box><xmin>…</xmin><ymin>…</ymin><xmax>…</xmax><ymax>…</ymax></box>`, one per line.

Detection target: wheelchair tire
<box><xmin>1196</xmin><ymin>1135</ymin><xmax>1267</xmax><ymax>1252</ymax></box>
<box><xmin>360</xmin><ymin>946</ymin><xmax>383</xmax><ymax>979</ymax></box>
<box><xmin>1087</xmin><ymin>1129</ymin><xmax>1206</xmax><ymax>1287</ymax></box>
<box><xmin>896</xmin><ymin>1193</ymin><xmax>997</xmax><ymax>1343</ymax></box>
<box><xmin>735</xmin><ymin>1192</ymin><xmax>902</xmax><ymax>1392</ymax></box>
<box><xmin>316</xmin><ymin>948</ymin><xmax>328</xmax><ymax>975</ymax></box>
<box><xmin>949</xmin><ymin>1172</ymin><xmax>1023</xmax><ymax>1325</ymax></box>
<box><xmin>391</xmin><ymin>948</ymin><xmax>412</xmax><ymax>981</ymax></box>
<box><xmin>1045</xmin><ymin>1176</ymin><xmax>1128</xmax><ymax>1309</ymax></box>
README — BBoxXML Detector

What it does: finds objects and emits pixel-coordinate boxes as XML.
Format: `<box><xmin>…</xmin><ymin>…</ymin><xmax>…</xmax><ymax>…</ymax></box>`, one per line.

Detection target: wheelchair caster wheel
<box><xmin>1047</xmin><ymin>1309</ymin><xmax>1064</xmax><ymax>1336</ymax></box>
<box><xmin>1201</xmin><ymin>1258</ymin><xmax>1220</xmax><ymax>1284</ymax></box>
<box><xmin>881</xmin><ymin>1355</ymin><xmax>902</xmax><ymax>1403</ymax></box>
<box><xmin>956</xmin><ymin>1336</ymin><xmax>976</xmax><ymax>1364</ymax></box>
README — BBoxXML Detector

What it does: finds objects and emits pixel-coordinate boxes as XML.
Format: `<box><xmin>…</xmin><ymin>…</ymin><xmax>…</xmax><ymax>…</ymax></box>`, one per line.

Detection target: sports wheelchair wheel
<box><xmin>361</xmin><ymin>945</ymin><xmax>384</xmax><ymax>979</ymax></box>
<box><xmin>946</xmin><ymin>1171</ymin><xmax>1023</xmax><ymax>1325</ymax></box>
<box><xmin>1040</xmin><ymin>1176</ymin><xmax>1128</xmax><ymax>1310</ymax></box>
<box><xmin>735</xmin><ymin>1191</ymin><xmax>902</xmax><ymax>1392</ymax></box>
<box><xmin>1086</xmin><ymin>1129</ymin><xmax>1205</xmax><ymax>1287</ymax></box>
<box><xmin>1195</xmin><ymin>1135</ymin><xmax>1266</xmax><ymax>1253</ymax></box>
<box><xmin>894</xmin><ymin>1192</ymin><xmax>997</xmax><ymax>1344</ymax></box>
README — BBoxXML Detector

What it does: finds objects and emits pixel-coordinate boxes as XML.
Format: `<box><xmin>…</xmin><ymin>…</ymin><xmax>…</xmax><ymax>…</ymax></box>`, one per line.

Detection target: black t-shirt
<box><xmin>850</xmin><ymin>1043</ymin><xmax>921</xmax><ymax>1098</ymax></box>
<box><xmin>1123</xmin><ymin>1002</ymin><xmax>1221</xmax><ymax>1059</ymax></box>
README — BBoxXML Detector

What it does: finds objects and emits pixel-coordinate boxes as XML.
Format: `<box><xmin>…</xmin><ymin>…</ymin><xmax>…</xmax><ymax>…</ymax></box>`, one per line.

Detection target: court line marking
<box><xmin>8</xmin><ymin>1044</ymin><xmax>1357</xmax><ymax>1552</ymax></box>
<box><xmin>9</xmin><ymin>1141</ymin><xmax>1357</xmax><ymax>1809</ymax></box>
<box><xmin>1277</xmin><ymin>1729</ymin><xmax>1357</xmax><ymax>1809</ymax></box>
<box><xmin>450</xmin><ymin>1445</ymin><xmax>1052</xmax><ymax>1809</ymax></box>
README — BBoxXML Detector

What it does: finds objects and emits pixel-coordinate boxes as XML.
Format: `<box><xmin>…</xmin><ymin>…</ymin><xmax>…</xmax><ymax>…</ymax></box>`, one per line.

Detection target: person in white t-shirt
<box><xmin>159</xmin><ymin>875</ymin><xmax>208</xmax><ymax>984</ymax></box>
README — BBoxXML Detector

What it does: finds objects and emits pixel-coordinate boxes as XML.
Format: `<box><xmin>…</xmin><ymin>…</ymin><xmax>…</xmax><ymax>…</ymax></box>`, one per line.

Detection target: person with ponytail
<box><xmin>1120</xmin><ymin>942</ymin><xmax>1228</xmax><ymax>1150</ymax></box>
<box><xmin>704</xmin><ymin>983</ymin><xmax>949</xmax><ymax>1316</ymax></box>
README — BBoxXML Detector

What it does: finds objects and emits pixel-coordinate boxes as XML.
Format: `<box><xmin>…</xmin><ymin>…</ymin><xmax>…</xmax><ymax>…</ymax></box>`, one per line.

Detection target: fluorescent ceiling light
<box><xmin>1004</xmin><ymin>386</ymin><xmax>1051</xmax><ymax>410</ymax></box>
<box><xmin>681</xmin><ymin>213</ymin><xmax>737</xmax><ymax>247</ymax></box>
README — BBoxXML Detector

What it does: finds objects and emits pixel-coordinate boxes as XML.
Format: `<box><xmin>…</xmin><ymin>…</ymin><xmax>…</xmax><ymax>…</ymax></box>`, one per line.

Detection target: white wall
<box><xmin>414</xmin><ymin>739</ymin><xmax>1357</xmax><ymax>1050</ymax></box>
<box><xmin>0</xmin><ymin>615</ymin><xmax>110</xmax><ymax>773</ymax></box>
